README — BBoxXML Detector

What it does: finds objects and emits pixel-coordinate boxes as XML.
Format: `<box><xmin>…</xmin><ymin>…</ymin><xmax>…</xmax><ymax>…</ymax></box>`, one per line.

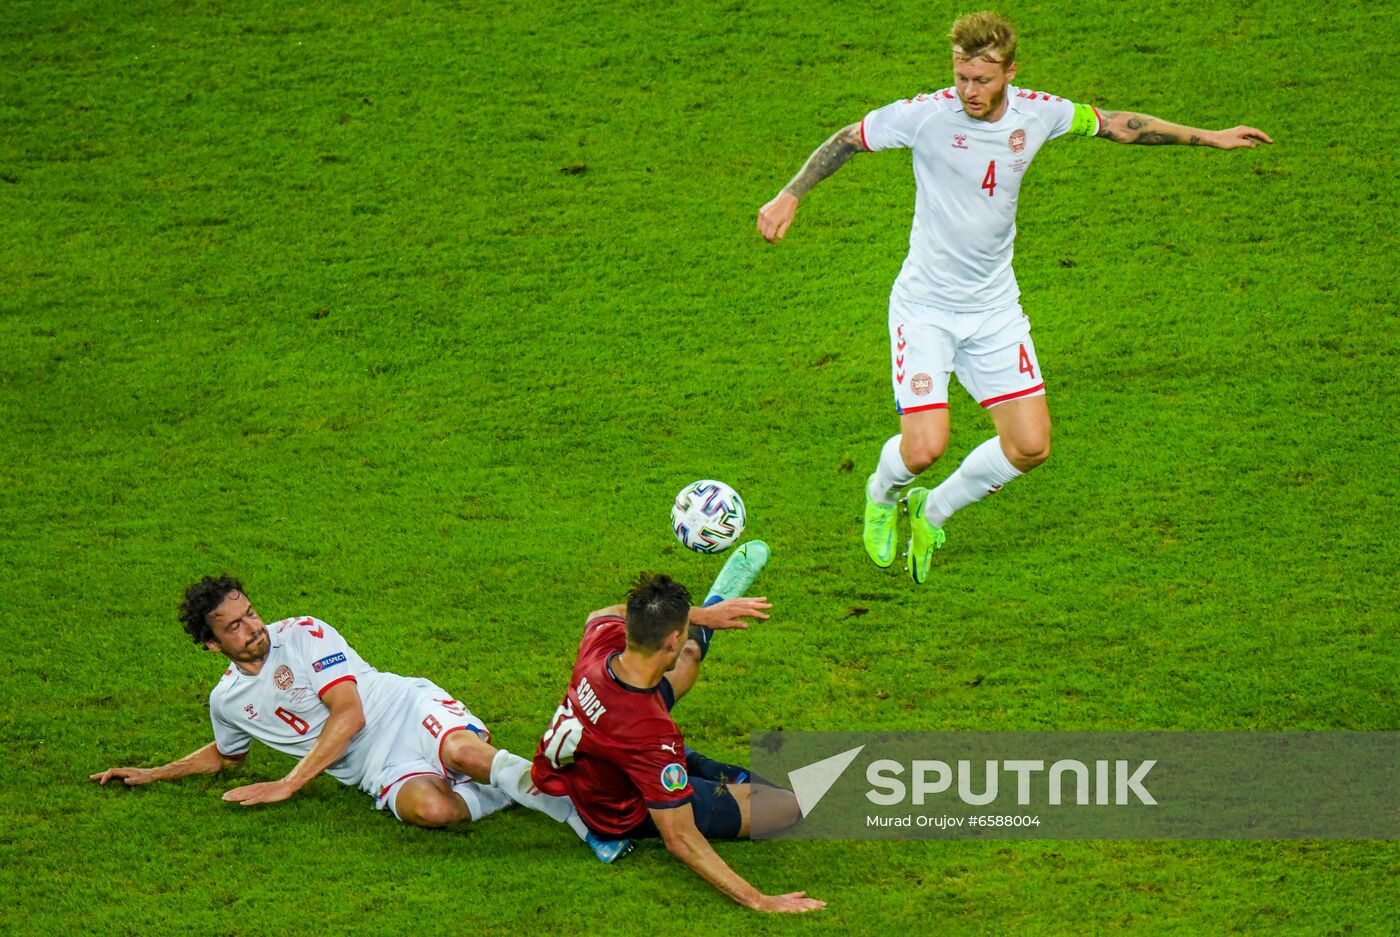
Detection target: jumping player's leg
<box><xmin>905</xmin><ymin>305</ymin><xmax>1046</xmax><ymax>581</ymax></box>
<box><xmin>866</xmin><ymin>308</ymin><xmax>956</xmax><ymax>567</ymax></box>
<box><xmin>989</xmin><ymin>393</ymin><xmax>1051</xmax><ymax>471</ymax></box>
<box><xmin>924</xmin><ymin>395</ymin><xmax>1049</xmax><ymax>526</ymax></box>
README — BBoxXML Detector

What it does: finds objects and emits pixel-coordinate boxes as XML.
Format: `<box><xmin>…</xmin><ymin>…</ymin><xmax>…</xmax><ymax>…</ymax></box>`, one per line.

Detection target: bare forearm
<box><xmin>667</xmin><ymin>830</ymin><xmax>764</xmax><ymax>909</ymax></box>
<box><xmin>781</xmin><ymin>124</ymin><xmax>864</xmax><ymax>199</ymax></box>
<box><xmin>1097</xmin><ymin>110</ymin><xmax>1210</xmax><ymax>146</ymax></box>
<box><xmin>282</xmin><ymin>708</ymin><xmax>363</xmax><ymax>791</ymax></box>
<box><xmin>150</xmin><ymin>742</ymin><xmax>232</xmax><ymax>781</ymax></box>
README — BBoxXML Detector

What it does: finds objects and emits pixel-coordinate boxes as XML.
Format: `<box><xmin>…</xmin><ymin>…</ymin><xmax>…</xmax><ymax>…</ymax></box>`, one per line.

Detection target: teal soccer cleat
<box><xmin>706</xmin><ymin>540</ymin><xmax>771</xmax><ymax>601</ymax></box>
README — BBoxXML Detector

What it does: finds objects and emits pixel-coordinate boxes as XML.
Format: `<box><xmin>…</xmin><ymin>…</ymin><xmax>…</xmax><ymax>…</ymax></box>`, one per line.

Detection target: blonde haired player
<box><xmin>757</xmin><ymin>11</ymin><xmax>1271</xmax><ymax>582</ymax></box>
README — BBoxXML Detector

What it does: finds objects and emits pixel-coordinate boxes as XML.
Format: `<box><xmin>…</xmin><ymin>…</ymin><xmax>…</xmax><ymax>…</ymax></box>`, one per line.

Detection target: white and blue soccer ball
<box><xmin>671</xmin><ymin>480</ymin><xmax>746</xmax><ymax>554</ymax></box>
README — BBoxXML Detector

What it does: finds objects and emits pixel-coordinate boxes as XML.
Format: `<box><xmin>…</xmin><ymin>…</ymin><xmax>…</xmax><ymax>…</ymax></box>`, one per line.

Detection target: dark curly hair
<box><xmin>179</xmin><ymin>575</ymin><xmax>245</xmax><ymax>646</ymax></box>
<box><xmin>625</xmin><ymin>572</ymin><xmax>692</xmax><ymax>651</ymax></box>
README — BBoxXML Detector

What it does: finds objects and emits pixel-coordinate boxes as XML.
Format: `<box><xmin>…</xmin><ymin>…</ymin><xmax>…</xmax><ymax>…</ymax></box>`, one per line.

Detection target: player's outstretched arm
<box><xmin>90</xmin><ymin>741</ymin><xmax>243</xmax><ymax>786</ymax></box>
<box><xmin>222</xmin><ymin>680</ymin><xmax>366</xmax><ymax>806</ymax></box>
<box><xmin>651</xmin><ymin>805</ymin><xmax>825</xmax><ymax>912</ymax></box>
<box><xmin>1095</xmin><ymin>110</ymin><xmax>1272</xmax><ymax>149</ymax></box>
<box><xmin>757</xmin><ymin>123</ymin><xmax>865</xmax><ymax>243</ymax></box>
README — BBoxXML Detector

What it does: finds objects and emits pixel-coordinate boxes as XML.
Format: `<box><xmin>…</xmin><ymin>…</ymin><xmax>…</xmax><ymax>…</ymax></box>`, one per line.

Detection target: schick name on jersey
<box><xmin>575</xmin><ymin>676</ymin><xmax>608</xmax><ymax>724</ymax></box>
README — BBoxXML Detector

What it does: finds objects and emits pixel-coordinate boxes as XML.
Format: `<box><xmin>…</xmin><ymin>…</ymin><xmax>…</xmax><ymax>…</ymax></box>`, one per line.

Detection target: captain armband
<box><xmin>1068</xmin><ymin>102</ymin><xmax>1102</xmax><ymax>137</ymax></box>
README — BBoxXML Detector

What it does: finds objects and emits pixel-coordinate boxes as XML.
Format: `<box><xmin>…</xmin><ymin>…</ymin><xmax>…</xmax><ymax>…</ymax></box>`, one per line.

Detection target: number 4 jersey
<box><xmin>860</xmin><ymin>85</ymin><xmax>1101</xmax><ymax>313</ymax></box>
<box><xmin>208</xmin><ymin>616</ymin><xmax>425</xmax><ymax>793</ymax></box>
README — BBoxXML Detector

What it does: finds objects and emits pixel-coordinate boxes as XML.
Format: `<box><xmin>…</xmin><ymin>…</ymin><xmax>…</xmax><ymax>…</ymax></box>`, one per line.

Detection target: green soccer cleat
<box><xmin>901</xmin><ymin>487</ymin><xmax>946</xmax><ymax>584</ymax></box>
<box><xmin>863</xmin><ymin>475</ymin><xmax>899</xmax><ymax>569</ymax></box>
<box><xmin>706</xmin><ymin>540</ymin><xmax>771</xmax><ymax>601</ymax></box>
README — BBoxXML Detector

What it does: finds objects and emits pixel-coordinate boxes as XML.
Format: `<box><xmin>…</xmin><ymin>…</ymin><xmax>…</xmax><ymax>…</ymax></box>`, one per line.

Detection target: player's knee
<box><xmin>747</xmin><ymin>786</ymin><xmax>803</xmax><ymax>837</ymax></box>
<box><xmin>441</xmin><ymin>729</ymin><xmax>496</xmax><ymax>780</ymax></box>
<box><xmin>902</xmin><ymin>437</ymin><xmax>947</xmax><ymax>473</ymax></box>
<box><xmin>403</xmin><ymin>794</ymin><xmax>465</xmax><ymax>829</ymax></box>
<box><xmin>1007</xmin><ymin>435</ymin><xmax>1050</xmax><ymax>471</ymax></box>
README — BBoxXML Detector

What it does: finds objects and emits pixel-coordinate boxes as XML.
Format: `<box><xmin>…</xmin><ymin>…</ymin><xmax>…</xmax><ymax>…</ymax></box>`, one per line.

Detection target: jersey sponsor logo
<box><xmin>661</xmin><ymin>741</ymin><xmax>680</xmax><ymax>755</ymax></box>
<box><xmin>660</xmin><ymin>762</ymin><xmax>689</xmax><ymax>792</ymax></box>
<box><xmin>244</xmin><ymin>704</ymin><xmax>258</xmax><ymax>720</ymax></box>
<box><xmin>911</xmin><ymin>373</ymin><xmax>933</xmax><ymax>397</ymax></box>
<box><xmin>952</xmin><ymin>133</ymin><xmax>968</xmax><ymax>150</ymax></box>
<box><xmin>273</xmin><ymin>665</ymin><xmax>294</xmax><ymax>691</ymax></box>
<box><xmin>312</xmin><ymin>652</ymin><xmax>346</xmax><ymax>673</ymax></box>
<box><xmin>1008</xmin><ymin>129</ymin><xmax>1026</xmax><ymax>153</ymax></box>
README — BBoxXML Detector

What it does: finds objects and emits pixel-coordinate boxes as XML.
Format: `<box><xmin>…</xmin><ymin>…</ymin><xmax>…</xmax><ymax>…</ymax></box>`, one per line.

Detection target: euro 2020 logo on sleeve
<box><xmin>660</xmin><ymin>762</ymin><xmax>688</xmax><ymax>792</ymax></box>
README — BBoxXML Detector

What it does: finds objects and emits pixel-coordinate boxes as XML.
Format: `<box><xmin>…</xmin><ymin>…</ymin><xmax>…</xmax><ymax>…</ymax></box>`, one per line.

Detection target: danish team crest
<box><xmin>1008</xmin><ymin>129</ymin><xmax>1027</xmax><ymax>153</ymax></box>
<box><xmin>660</xmin><ymin>762</ymin><xmax>689</xmax><ymax>792</ymax></box>
<box><xmin>273</xmin><ymin>665</ymin><xmax>294</xmax><ymax>691</ymax></box>
<box><xmin>911</xmin><ymin>373</ymin><xmax>933</xmax><ymax>397</ymax></box>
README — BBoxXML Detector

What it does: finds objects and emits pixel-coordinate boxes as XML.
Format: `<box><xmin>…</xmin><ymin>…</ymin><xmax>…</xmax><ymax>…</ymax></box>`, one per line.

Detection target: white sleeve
<box><xmin>210</xmin><ymin>691</ymin><xmax>251</xmax><ymax>758</ymax></box>
<box><xmin>285</xmin><ymin>617</ymin><xmax>359</xmax><ymax>700</ymax></box>
<box><xmin>860</xmin><ymin>97</ymin><xmax>934</xmax><ymax>152</ymax></box>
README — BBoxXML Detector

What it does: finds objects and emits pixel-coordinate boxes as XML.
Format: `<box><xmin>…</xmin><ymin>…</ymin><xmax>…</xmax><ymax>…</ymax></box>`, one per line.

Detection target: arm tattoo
<box><xmin>1096</xmin><ymin>110</ymin><xmax>1186</xmax><ymax>145</ymax></box>
<box><xmin>782</xmin><ymin>126</ymin><xmax>863</xmax><ymax>199</ymax></box>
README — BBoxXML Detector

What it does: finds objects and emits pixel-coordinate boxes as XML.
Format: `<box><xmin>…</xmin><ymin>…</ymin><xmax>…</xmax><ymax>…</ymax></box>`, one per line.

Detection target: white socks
<box><xmin>867</xmin><ymin>434</ymin><xmax>917</xmax><ymax>504</ymax></box>
<box><xmin>926</xmin><ymin>436</ymin><xmax>1023</xmax><ymax>527</ymax></box>
<box><xmin>489</xmin><ymin>748</ymin><xmax>588</xmax><ymax>841</ymax></box>
<box><xmin>451</xmin><ymin>780</ymin><xmax>513</xmax><ymax>822</ymax></box>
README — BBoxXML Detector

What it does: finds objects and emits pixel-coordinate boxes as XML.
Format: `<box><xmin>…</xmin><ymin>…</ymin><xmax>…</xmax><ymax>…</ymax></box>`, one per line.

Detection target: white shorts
<box><xmin>363</xmin><ymin>681</ymin><xmax>493</xmax><ymax>821</ymax></box>
<box><xmin>888</xmin><ymin>293</ymin><xmax>1046</xmax><ymax>414</ymax></box>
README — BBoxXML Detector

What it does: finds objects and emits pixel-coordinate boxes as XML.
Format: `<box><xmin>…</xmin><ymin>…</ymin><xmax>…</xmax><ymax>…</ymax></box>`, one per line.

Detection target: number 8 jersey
<box><xmin>208</xmin><ymin>616</ymin><xmax>415</xmax><ymax>790</ymax></box>
<box><xmin>860</xmin><ymin>85</ymin><xmax>1101</xmax><ymax>313</ymax></box>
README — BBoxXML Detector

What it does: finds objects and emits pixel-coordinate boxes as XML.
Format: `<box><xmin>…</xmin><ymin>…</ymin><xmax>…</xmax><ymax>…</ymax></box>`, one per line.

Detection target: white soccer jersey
<box><xmin>861</xmin><ymin>85</ymin><xmax>1101</xmax><ymax>312</ymax></box>
<box><xmin>209</xmin><ymin>616</ymin><xmax>423</xmax><ymax>792</ymax></box>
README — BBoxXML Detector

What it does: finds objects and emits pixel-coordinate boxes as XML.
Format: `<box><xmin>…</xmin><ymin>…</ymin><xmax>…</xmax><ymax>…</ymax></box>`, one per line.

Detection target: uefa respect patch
<box><xmin>660</xmin><ymin>762</ymin><xmax>689</xmax><ymax>792</ymax></box>
<box><xmin>312</xmin><ymin>652</ymin><xmax>346</xmax><ymax>673</ymax></box>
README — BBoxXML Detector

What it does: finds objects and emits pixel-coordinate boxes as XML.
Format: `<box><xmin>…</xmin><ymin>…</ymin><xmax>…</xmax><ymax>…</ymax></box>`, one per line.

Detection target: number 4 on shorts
<box><xmin>1018</xmin><ymin>343</ymin><xmax>1035</xmax><ymax>378</ymax></box>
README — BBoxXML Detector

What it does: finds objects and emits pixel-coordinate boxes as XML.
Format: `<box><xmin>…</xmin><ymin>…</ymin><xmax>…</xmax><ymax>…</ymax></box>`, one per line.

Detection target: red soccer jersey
<box><xmin>532</xmin><ymin>616</ymin><xmax>693</xmax><ymax>835</ymax></box>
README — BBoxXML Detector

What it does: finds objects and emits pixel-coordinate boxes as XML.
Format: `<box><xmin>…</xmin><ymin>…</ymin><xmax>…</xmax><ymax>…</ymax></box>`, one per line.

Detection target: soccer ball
<box><xmin>671</xmin><ymin>480</ymin><xmax>746</xmax><ymax>554</ymax></box>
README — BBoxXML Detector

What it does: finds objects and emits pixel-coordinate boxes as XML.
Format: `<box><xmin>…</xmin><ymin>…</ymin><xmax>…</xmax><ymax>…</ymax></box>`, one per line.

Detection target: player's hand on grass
<box><xmin>1210</xmin><ymin>126</ymin><xmax>1273</xmax><ymax>149</ymax></box>
<box><xmin>757</xmin><ymin>191</ymin><xmax>798</xmax><ymax>242</ymax></box>
<box><xmin>694</xmin><ymin>596</ymin><xmax>771</xmax><ymax>630</ymax></box>
<box><xmin>223</xmin><ymin>779</ymin><xmax>297</xmax><ymax>806</ymax></box>
<box><xmin>90</xmin><ymin>767</ymin><xmax>158</xmax><ymax>786</ymax></box>
<box><xmin>753</xmin><ymin>892</ymin><xmax>825</xmax><ymax>913</ymax></box>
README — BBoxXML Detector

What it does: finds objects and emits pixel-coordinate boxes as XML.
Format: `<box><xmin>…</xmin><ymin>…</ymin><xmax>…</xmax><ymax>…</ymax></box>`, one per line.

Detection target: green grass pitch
<box><xmin>3</xmin><ymin>0</ymin><xmax>1397</xmax><ymax>932</ymax></box>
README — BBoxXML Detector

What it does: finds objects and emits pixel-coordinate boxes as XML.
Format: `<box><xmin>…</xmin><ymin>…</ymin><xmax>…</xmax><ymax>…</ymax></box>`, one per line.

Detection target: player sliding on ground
<box><xmin>757</xmin><ymin>11</ymin><xmax>1271</xmax><ymax>583</ymax></box>
<box><xmin>91</xmin><ymin>576</ymin><xmax>628</xmax><ymax>861</ymax></box>
<box><xmin>532</xmin><ymin>542</ymin><xmax>825</xmax><ymax>913</ymax></box>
